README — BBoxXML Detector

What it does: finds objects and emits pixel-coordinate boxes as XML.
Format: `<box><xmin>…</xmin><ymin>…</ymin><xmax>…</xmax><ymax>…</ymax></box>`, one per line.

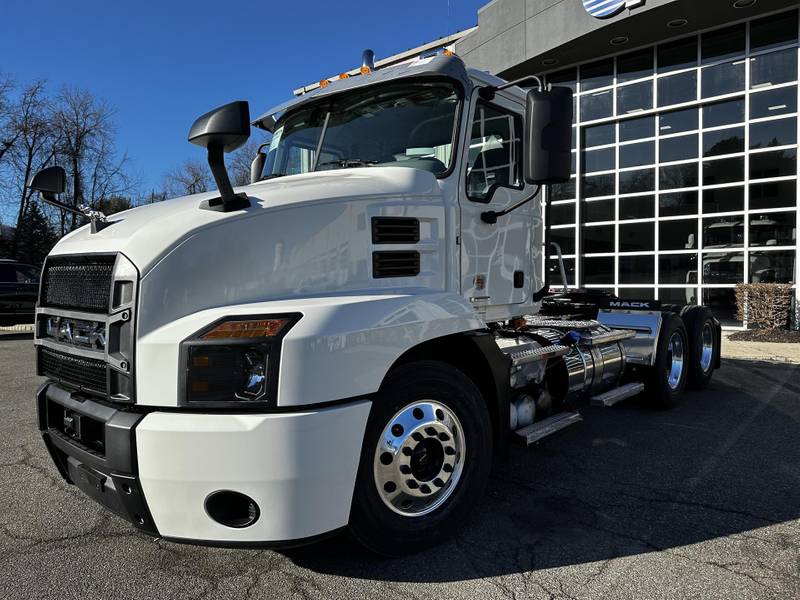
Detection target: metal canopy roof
<box><xmin>251</xmin><ymin>54</ymin><xmax>473</xmax><ymax>131</ymax></box>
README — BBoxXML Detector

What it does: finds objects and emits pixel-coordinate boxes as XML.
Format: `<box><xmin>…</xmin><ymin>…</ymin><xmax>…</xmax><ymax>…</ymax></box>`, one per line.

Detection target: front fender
<box><xmin>136</xmin><ymin>293</ymin><xmax>485</xmax><ymax>408</ymax></box>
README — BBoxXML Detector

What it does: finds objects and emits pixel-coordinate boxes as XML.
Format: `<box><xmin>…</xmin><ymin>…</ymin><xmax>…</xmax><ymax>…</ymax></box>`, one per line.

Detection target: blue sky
<box><xmin>0</xmin><ymin>0</ymin><xmax>485</xmax><ymax>195</ymax></box>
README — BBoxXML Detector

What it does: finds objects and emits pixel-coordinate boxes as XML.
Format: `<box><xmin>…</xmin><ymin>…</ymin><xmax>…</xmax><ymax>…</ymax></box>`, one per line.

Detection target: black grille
<box><xmin>371</xmin><ymin>217</ymin><xmax>420</xmax><ymax>244</ymax></box>
<box><xmin>372</xmin><ymin>251</ymin><xmax>421</xmax><ymax>278</ymax></box>
<box><xmin>39</xmin><ymin>347</ymin><xmax>107</xmax><ymax>395</ymax></box>
<box><xmin>41</xmin><ymin>255</ymin><xmax>116</xmax><ymax>313</ymax></box>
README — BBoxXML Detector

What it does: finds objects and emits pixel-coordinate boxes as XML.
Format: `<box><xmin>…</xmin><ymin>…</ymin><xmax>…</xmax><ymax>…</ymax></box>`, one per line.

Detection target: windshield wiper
<box><xmin>316</xmin><ymin>159</ymin><xmax>379</xmax><ymax>170</ymax></box>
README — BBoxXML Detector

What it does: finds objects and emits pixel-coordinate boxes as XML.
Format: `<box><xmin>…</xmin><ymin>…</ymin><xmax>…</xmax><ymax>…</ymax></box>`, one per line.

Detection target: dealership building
<box><xmin>448</xmin><ymin>0</ymin><xmax>799</xmax><ymax>326</ymax></box>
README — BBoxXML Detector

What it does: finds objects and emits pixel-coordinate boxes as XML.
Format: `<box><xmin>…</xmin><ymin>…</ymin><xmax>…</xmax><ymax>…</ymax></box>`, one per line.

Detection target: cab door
<box><xmin>459</xmin><ymin>95</ymin><xmax>534</xmax><ymax>315</ymax></box>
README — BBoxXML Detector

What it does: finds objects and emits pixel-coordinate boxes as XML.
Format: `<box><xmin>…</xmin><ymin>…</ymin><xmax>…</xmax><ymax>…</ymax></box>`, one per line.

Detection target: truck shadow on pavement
<box><xmin>283</xmin><ymin>359</ymin><xmax>800</xmax><ymax>582</ymax></box>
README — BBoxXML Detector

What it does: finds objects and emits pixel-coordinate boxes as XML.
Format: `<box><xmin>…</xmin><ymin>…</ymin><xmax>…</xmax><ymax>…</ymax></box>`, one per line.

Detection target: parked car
<box><xmin>0</xmin><ymin>259</ymin><xmax>40</xmax><ymax>326</ymax></box>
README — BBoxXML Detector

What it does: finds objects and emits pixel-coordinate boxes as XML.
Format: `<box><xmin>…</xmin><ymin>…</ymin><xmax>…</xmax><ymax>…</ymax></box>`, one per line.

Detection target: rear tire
<box><xmin>646</xmin><ymin>313</ymin><xmax>689</xmax><ymax>409</ymax></box>
<box><xmin>681</xmin><ymin>306</ymin><xmax>719</xmax><ymax>389</ymax></box>
<box><xmin>349</xmin><ymin>360</ymin><xmax>492</xmax><ymax>556</ymax></box>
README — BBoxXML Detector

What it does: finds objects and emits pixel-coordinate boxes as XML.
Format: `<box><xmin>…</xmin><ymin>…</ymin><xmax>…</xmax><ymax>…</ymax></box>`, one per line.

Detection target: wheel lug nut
<box><xmin>425</xmin><ymin>427</ymin><xmax>437</xmax><ymax>436</ymax></box>
<box><xmin>399</xmin><ymin>465</ymin><xmax>411</xmax><ymax>474</ymax></box>
<box><xmin>419</xmin><ymin>484</ymin><xmax>431</xmax><ymax>494</ymax></box>
<box><xmin>402</xmin><ymin>447</ymin><xmax>412</xmax><ymax>456</ymax></box>
<box><xmin>444</xmin><ymin>446</ymin><xmax>456</xmax><ymax>456</ymax></box>
<box><xmin>433</xmin><ymin>478</ymin><xmax>444</xmax><ymax>487</ymax></box>
<box><xmin>443</xmin><ymin>463</ymin><xmax>453</xmax><ymax>473</ymax></box>
<box><xmin>406</xmin><ymin>480</ymin><xmax>418</xmax><ymax>489</ymax></box>
<box><xmin>412</xmin><ymin>432</ymin><xmax>424</xmax><ymax>442</ymax></box>
<box><xmin>438</xmin><ymin>432</ymin><xmax>450</xmax><ymax>442</ymax></box>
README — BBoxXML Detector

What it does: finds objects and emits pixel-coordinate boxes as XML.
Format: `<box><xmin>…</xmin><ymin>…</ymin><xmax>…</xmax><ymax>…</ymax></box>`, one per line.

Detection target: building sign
<box><xmin>582</xmin><ymin>0</ymin><xmax>643</xmax><ymax>19</ymax></box>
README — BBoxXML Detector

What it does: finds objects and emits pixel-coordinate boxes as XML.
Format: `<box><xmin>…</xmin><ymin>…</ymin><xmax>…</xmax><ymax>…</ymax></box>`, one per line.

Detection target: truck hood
<box><xmin>50</xmin><ymin>167</ymin><xmax>441</xmax><ymax>274</ymax></box>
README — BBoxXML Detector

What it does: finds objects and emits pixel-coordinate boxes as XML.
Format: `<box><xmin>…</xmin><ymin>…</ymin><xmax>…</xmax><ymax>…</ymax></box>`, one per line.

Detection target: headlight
<box><xmin>181</xmin><ymin>315</ymin><xmax>300</xmax><ymax>407</ymax></box>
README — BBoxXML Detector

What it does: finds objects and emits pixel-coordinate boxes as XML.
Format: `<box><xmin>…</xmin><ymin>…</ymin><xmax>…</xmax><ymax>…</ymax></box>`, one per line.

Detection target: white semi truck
<box><xmin>28</xmin><ymin>50</ymin><xmax>721</xmax><ymax>555</ymax></box>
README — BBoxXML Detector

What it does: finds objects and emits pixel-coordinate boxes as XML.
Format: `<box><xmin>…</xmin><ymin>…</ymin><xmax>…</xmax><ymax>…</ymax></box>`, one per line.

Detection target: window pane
<box><xmin>582</xmin><ymin>225</ymin><xmax>615</xmax><ymax>253</ymax></box>
<box><xmin>618</xmin><ymin>48</ymin><xmax>654</xmax><ymax>83</ymax></box>
<box><xmin>619</xmin><ymin>255</ymin><xmax>655</xmax><ymax>284</ymax></box>
<box><xmin>618</xmin><ymin>288</ymin><xmax>656</xmax><ymax>300</ymax></box>
<box><xmin>751</xmin><ymin>10</ymin><xmax>799</xmax><ymax>53</ymax></box>
<box><xmin>582</xmin><ymin>173</ymin><xmax>615</xmax><ymax>197</ymax></box>
<box><xmin>659</xmin><ymin>108</ymin><xmax>698</xmax><ymax>134</ymax></box>
<box><xmin>659</xmin><ymin>254</ymin><xmax>699</xmax><ymax>284</ymax></box>
<box><xmin>750</xmin><ymin>86</ymin><xmax>797</xmax><ymax>119</ymax></box>
<box><xmin>620</xmin><ymin>141</ymin><xmax>655</xmax><ymax>168</ymax></box>
<box><xmin>660</xmin><ymin>219</ymin><xmax>698</xmax><ymax>250</ymax></box>
<box><xmin>751</xmin><ymin>48</ymin><xmax>798</xmax><ymax>88</ymax></box>
<box><xmin>658</xmin><ymin>36</ymin><xmax>698</xmax><ymax>73</ymax></box>
<box><xmin>550</xmin><ymin>179</ymin><xmax>576</xmax><ymax>201</ymax></box>
<box><xmin>750</xmin><ymin>250</ymin><xmax>796</xmax><ymax>284</ymax></box>
<box><xmin>702</xmin><ymin>24</ymin><xmax>746</xmax><ymax>63</ymax></box>
<box><xmin>703</xmin><ymin>99</ymin><xmax>745</xmax><ymax>127</ymax></box>
<box><xmin>703</xmin><ymin>156</ymin><xmax>744</xmax><ymax>185</ymax></box>
<box><xmin>658</xmin><ymin>71</ymin><xmax>698</xmax><ymax>107</ymax></box>
<box><xmin>750</xmin><ymin>148</ymin><xmax>797</xmax><ymax>179</ymax></box>
<box><xmin>660</xmin><ymin>134</ymin><xmax>698</xmax><ymax>162</ymax></box>
<box><xmin>660</xmin><ymin>163</ymin><xmax>699</xmax><ymax>189</ymax></box>
<box><xmin>550</xmin><ymin>202</ymin><xmax>576</xmax><ymax>226</ymax></box>
<box><xmin>618</xmin><ymin>81</ymin><xmax>653</xmax><ymax>114</ymax></box>
<box><xmin>551</xmin><ymin>228</ymin><xmax>575</xmax><ymax>255</ymax></box>
<box><xmin>581</xmin><ymin>90</ymin><xmax>614</xmax><ymax>121</ymax></box>
<box><xmin>619</xmin><ymin>222</ymin><xmax>655</xmax><ymax>252</ymax></box>
<box><xmin>619</xmin><ymin>195</ymin><xmax>655</xmax><ymax>220</ymax></box>
<box><xmin>703</xmin><ymin>289</ymin><xmax>740</xmax><ymax>326</ymax></box>
<box><xmin>703</xmin><ymin>252</ymin><xmax>744</xmax><ymax>284</ymax></box>
<box><xmin>702</xmin><ymin>60</ymin><xmax>746</xmax><ymax>98</ymax></box>
<box><xmin>750</xmin><ymin>212</ymin><xmax>797</xmax><ymax>247</ymax></box>
<box><xmin>583</xmin><ymin>147</ymin><xmax>615</xmax><ymax>173</ymax></box>
<box><xmin>703</xmin><ymin>127</ymin><xmax>745</xmax><ymax>157</ymax></box>
<box><xmin>581</xmin><ymin>58</ymin><xmax>614</xmax><ymax>91</ymax></box>
<box><xmin>582</xmin><ymin>257</ymin><xmax>614</xmax><ymax>285</ymax></box>
<box><xmin>548</xmin><ymin>257</ymin><xmax>576</xmax><ymax>286</ymax></box>
<box><xmin>703</xmin><ymin>216</ymin><xmax>744</xmax><ymax>248</ymax></box>
<box><xmin>750</xmin><ymin>118</ymin><xmax>797</xmax><ymax>149</ymax></box>
<box><xmin>466</xmin><ymin>103</ymin><xmax>521</xmax><ymax>201</ymax></box>
<box><xmin>750</xmin><ymin>180</ymin><xmax>797</xmax><ymax>210</ymax></box>
<box><xmin>584</xmin><ymin>199</ymin><xmax>615</xmax><ymax>223</ymax></box>
<box><xmin>620</xmin><ymin>115</ymin><xmax>655</xmax><ymax>141</ymax></box>
<box><xmin>583</xmin><ymin>123</ymin><xmax>616</xmax><ymax>147</ymax></box>
<box><xmin>620</xmin><ymin>168</ymin><xmax>655</xmax><ymax>194</ymax></box>
<box><xmin>660</xmin><ymin>191</ymin><xmax>698</xmax><ymax>217</ymax></box>
<box><xmin>661</xmin><ymin>287</ymin><xmax>699</xmax><ymax>305</ymax></box>
<box><xmin>704</xmin><ymin>186</ymin><xmax>744</xmax><ymax>213</ymax></box>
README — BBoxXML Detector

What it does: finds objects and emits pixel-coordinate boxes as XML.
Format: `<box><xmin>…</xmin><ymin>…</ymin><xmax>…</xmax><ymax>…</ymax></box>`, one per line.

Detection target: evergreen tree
<box><xmin>13</xmin><ymin>201</ymin><xmax>58</xmax><ymax>265</ymax></box>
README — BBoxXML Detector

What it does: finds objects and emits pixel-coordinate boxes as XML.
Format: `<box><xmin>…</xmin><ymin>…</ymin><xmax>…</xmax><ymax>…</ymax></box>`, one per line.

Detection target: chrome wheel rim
<box><xmin>373</xmin><ymin>400</ymin><xmax>465</xmax><ymax>517</ymax></box>
<box><xmin>666</xmin><ymin>332</ymin><xmax>685</xmax><ymax>390</ymax></box>
<box><xmin>700</xmin><ymin>323</ymin><xmax>715</xmax><ymax>374</ymax></box>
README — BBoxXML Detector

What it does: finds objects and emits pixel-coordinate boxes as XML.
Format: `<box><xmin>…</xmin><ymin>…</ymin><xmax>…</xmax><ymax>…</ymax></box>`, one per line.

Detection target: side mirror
<box><xmin>250</xmin><ymin>143</ymin><xmax>269</xmax><ymax>184</ymax></box>
<box><xmin>524</xmin><ymin>86</ymin><xmax>573</xmax><ymax>185</ymax></box>
<box><xmin>188</xmin><ymin>100</ymin><xmax>251</xmax><ymax>211</ymax></box>
<box><xmin>28</xmin><ymin>166</ymin><xmax>66</xmax><ymax>199</ymax></box>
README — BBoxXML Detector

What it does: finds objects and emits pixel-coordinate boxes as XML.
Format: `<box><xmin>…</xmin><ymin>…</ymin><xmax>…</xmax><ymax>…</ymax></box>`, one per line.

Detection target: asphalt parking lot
<box><xmin>1</xmin><ymin>336</ymin><xmax>798</xmax><ymax>600</ymax></box>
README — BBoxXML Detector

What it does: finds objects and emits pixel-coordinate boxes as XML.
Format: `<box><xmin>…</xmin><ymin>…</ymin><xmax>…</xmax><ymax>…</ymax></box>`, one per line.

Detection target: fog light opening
<box><xmin>205</xmin><ymin>491</ymin><xmax>260</xmax><ymax>529</ymax></box>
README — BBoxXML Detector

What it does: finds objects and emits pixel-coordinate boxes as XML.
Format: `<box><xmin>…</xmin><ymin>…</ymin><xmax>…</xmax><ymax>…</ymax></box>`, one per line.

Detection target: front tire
<box><xmin>349</xmin><ymin>360</ymin><xmax>492</xmax><ymax>556</ymax></box>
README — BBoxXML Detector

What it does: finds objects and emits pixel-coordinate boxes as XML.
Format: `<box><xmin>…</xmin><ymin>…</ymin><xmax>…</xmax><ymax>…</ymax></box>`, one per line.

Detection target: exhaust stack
<box><xmin>361</xmin><ymin>49</ymin><xmax>376</xmax><ymax>72</ymax></box>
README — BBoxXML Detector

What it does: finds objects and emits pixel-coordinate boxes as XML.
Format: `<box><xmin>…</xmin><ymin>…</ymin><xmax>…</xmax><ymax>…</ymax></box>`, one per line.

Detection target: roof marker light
<box><xmin>319</xmin><ymin>79</ymin><xmax>331</xmax><ymax>88</ymax></box>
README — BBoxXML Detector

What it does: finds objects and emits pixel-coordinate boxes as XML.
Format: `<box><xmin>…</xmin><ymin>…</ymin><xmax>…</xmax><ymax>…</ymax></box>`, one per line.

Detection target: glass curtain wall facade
<box><xmin>544</xmin><ymin>8</ymin><xmax>799</xmax><ymax>326</ymax></box>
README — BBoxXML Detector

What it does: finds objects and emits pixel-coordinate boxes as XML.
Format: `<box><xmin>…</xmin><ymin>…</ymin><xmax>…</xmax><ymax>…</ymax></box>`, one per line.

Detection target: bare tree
<box><xmin>52</xmin><ymin>87</ymin><xmax>134</xmax><ymax>233</ymax></box>
<box><xmin>163</xmin><ymin>158</ymin><xmax>212</xmax><ymax>197</ymax></box>
<box><xmin>228</xmin><ymin>138</ymin><xmax>270</xmax><ymax>187</ymax></box>
<box><xmin>0</xmin><ymin>74</ymin><xmax>18</xmax><ymax>164</ymax></box>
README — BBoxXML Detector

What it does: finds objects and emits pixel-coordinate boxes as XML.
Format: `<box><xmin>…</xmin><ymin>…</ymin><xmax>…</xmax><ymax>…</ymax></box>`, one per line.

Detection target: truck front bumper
<box><xmin>37</xmin><ymin>383</ymin><xmax>372</xmax><ymax>545</ymax></box>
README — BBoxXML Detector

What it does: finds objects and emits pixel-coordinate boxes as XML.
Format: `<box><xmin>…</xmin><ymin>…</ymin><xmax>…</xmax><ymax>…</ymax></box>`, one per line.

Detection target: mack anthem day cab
<box><xmin>28</xmin><ymin>50</ymin><xmax>721</xmax><ymax>556</ymax></box>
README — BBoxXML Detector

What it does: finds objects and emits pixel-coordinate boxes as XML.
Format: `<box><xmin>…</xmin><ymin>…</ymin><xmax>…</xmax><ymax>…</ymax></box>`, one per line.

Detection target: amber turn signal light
<box><xmin>201</xmin><ymin>319</ymin><xmax>289</xmax><ymax>340</ymax></box>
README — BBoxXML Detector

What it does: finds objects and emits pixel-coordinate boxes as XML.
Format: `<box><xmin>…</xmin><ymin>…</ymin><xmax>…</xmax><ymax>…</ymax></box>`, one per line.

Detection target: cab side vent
<box><xmin>371</xmin><ymin>217</ymin><xmax>420</xmax><ymax>244</ymax></box>
<box><xmin>372</xmin><ymin>251</ymin><xmax>420</xmax><ymax>278</ymax></box>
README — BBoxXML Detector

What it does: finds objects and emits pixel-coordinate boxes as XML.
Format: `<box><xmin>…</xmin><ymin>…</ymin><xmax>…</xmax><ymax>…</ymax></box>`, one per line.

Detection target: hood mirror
<box><xmin>250</xmin><ymin>143</ymin><xmax>269</xmax><ymax>184</ymax></box>
<box><xmin>188</xmin><ymin>100</ymin><xmax>252</xmax><ymax>212</ymax></box>
<box><xmin>27</xmin><ymin>165</ymin><xmax>109</xmax><ymax>233</ymax></box>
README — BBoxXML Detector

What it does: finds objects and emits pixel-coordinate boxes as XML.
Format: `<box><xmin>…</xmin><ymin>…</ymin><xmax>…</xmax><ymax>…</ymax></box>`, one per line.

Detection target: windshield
<box><xmin>263</xmin><ymin>82</ymin><xmax>460</xmax><ymax>178</ymax></box>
